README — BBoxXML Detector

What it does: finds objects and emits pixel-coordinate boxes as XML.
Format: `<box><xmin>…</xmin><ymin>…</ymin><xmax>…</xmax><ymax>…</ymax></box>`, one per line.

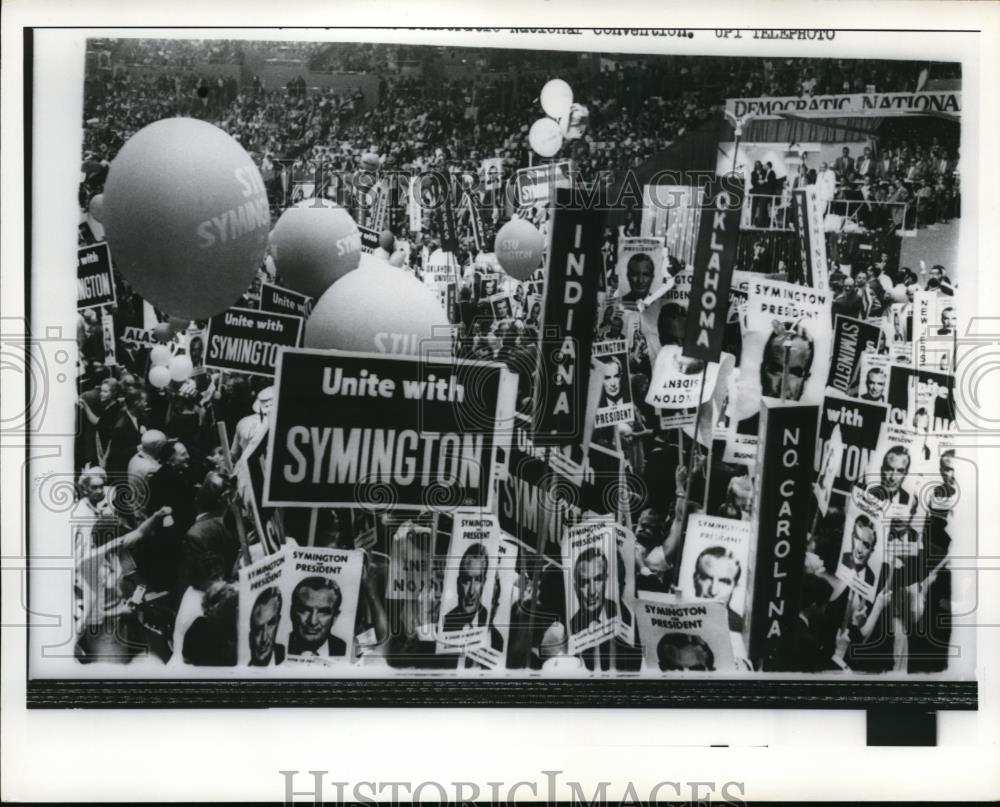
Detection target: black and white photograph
<box><xmin>4</xmin><ymin>8</ymin><xmax>999</xmax><ymax>804</ymax></box>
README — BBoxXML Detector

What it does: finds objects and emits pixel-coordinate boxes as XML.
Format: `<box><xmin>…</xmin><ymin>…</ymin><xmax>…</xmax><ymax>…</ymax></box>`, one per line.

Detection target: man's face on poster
<box><xmin>626</xmin><ymin>255</ymin><xmax>655</xmax><ymax>296</ymax></box>
<box><xmin>291</xmin><ymin>585</ymin><xmax>337</xmax><ymax>648</ymax></box>
<box><xmin>693</xmin><ymin>552</ymin><xmax>739</xmax><ymax>605</ymax></box>
<box><xmin>457</xmin><ymin>554</ymin><xmax>488</xmax><ymax>615</ymax></box>
<box><xmin>940</xmin><ymin>455</ymin><xmax>956</xmax><ymax>487</ymax></box>
<box><xmin>866</xmin><ymin>369</ymin><xmax>886</xmax><ymax>399</ymax></box>
<box><xmin>881</xmin><ymin>450</ymin><xmax>910</xmax><ymax>494</ymax></box>
<box><xmin>250</xmin><ymin>596</ymin><xmax>281</xmax><ymax>662</ymax></box>
<box><xmin>941</xmin><ymin>308</ymin><xmax>956</xmax><ymax>331</ymax></box>
<box><xmin>574</xmin><ymin>554</ymin><xmax>608</xmax><ymax>614</ymax></box>
<box><xmin>602</xmin><ymin>360</ymin><xmax>622</xmax><ymax>399</ymax></box>
<box><xmin>850</xmin><ymin>521</ymin><xmax>877</xmax><ymax>569</ymax></box>
<box><xmin>495</xmin><ymin>300</ymin><xmax>511</xmax><ymax>320</ymax></box>
<box><xmin>762</xmin><ymin>333</ymin><xmax>812</xmax><ymax>400</ymax></box>
<box><xmin>658</xmin><ymin>638</ymin><xmax>713</xmax><ymax>672</ymax></box>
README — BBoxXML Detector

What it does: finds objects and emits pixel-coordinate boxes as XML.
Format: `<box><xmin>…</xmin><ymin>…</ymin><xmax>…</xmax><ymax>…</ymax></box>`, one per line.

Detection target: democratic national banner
<box><xmin>725</xmin><ymin>90</ymin><xmax>962</xmax><ymax>120</ymax></box>
<box><xmin>683</xmin><ymin>180</ymin><xmax>743</xmax><ymax>361</ymax></box>
<box><xmin>77</xmin><ymin>242</ymin><xmax>116</xmax><ymax>310</ymax></box>
<box><xmin>816</xmin><ymin>393</ymin><xmax>888</xmax><ymax>496</ymax></box>
<box><xmin>265</xmin><ymin>349</ymin><xmax>517</xmax><ymax>510</ymax></box>
<box><xmin>564</xmin><ymin>520</ymin><xmax>619</xmax><ymax>655</ymax></box>
<box><xmin>635</xmin><ymin>596</ymin><xmax>736</xmax><ymax>672</ymax></box>
<box><xmin>204</xmin><ymin>307</ymin><xmax>304</xmax><ymax>378</ymax></box>
<box><xmin>532</xmin><ymin>189</ymin><xmax>605</xmax><ymax>447</ymax></box>
<box><xmin>745</xmin><ymin>400</ymin><xmax>818</xmax><ymax>671</ymax></box>
<box><xmin>260</xmin><ymin>282</ymin><xmax>314</xmax><ymax>320</ymax></box>
<box><xmin>791</xmin><ymin>186</ymin><xmax>830</xmax><ymax>292</ymax></box>
<box><xmin>678</xmin><ymin>514</ymin><xmax>752</xmax><ymax>634</ymax></box>
<box><xmin>827</xmin><ymin>316</ymin><xmax>883</xmax><ymax>396</ymax></box>
<box><xmin>436</xmin><ymin>512</ymin><xmax>501</xmax><ymax>655</ymax></box>
<box><xmin>237</xmin><ymin>549</ymin><xmax>289</xmax><ymax>667</ymax></box>
<box><xmin>282</xmin><ymin>546</ymin><xmax>365</xmax><ymax>666</ymax></box>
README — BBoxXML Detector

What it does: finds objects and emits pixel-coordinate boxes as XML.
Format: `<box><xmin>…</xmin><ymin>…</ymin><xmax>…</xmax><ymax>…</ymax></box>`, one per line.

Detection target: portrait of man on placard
<box><xmin>442</xmin><ymin>543</ymin><xmax>490</xmax><ymax>632</ymax></box>
<box><xmin>288</xmin><ymin>576</ymin><xmax>347</xmax><ymax>658</ymax></box>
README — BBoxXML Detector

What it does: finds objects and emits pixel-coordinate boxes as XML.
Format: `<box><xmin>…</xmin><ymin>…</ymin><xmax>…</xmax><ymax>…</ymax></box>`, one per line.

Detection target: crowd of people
<box><xmin>71</xmin><ymin>41</ymin><xmax>959</xmax><ymax>675</ymax></box>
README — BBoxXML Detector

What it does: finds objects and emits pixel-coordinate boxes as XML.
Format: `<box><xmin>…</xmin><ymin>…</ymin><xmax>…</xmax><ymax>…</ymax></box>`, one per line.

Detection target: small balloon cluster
<box><xmin>147</xmin><ymin>322</ymin><xmax>195</xmax><ymax>389</ymax></box>
<box><xmin>528</xmin><ymin>79</ymin><xmax>589</xmax><ymax>158</ymax></box>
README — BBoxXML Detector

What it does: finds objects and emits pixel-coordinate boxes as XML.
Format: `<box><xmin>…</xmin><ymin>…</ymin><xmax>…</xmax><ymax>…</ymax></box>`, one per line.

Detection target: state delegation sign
<box><xmin>77</xmin><ymin>242</ymin><xmax>116</xmax><ymax>310</ymax></box>
<box><xmin>264</xmin><ymin>349</ymin><xmax>516</xmax><ymax>510</ymax></box>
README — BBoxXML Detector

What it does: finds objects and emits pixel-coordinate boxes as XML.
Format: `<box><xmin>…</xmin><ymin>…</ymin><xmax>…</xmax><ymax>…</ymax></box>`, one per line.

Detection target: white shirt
<box><xmin>816</xmin><ymin>169</ymin><xmax>837</xmax><ymax>202</ymax></box>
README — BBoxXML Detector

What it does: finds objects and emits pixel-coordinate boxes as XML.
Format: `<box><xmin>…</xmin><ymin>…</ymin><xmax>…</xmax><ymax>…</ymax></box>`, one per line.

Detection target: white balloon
<box><xmin>149</xmin><ymin>344</ymin><xmax>172</xmax><ymax>367</ymax></box>
<box><xmin>529</xmin><ymin>117</ymin><xmax>564</xmax><ymax>158</ymax></box>
<box><xmin>148</xmin><ymin>364</ymin><xmax>171</xmax><ymax>389</ymax></box>
<box><xmin>168</xmin><ymin>354</ymin><xmax>193</xmax><ymax>382</ymax></box>
<box><xmin>540</xmin><ymin>78</ymin><xmax>573</xmax><ymax>123</ymax></box>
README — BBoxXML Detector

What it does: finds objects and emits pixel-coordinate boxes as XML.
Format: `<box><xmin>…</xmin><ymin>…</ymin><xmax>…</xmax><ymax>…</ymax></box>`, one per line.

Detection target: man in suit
<box><xmin>104</xmin><ymin>388</ymin><xmax>149</xmax><ymax>476</ymax></box>
<box><xmin>570</xmin><ymin>547</ymin><xmax>618</xmax><ymax>635</ymax></box>
<box><xmin>181</xmin><ymin>471</ymin><xmax>239</xmax><ymax>592</ymax></box>
<box><xmin>936</xmin><ymin>306</ymin><xmax>956</xmax><ymax>336</ymax></box>
<box><xmin>867</xmin><ymin>445</ymin><xmax>914</xmax><ymax>511</ymax></box>
<box><xmin>443</xmin><ymin>543</ymin><xmax>490</xmax><ymax>632</ymax></box>
<box><xmin>835</xmin><ymin>147</ymin><xmax>855</xmax><ymax>184</ymax></box>
<box><xmin>855</xmin><ymin>147</ymin><xmax>877</xmax><ymax>183</ymax></box>
<box><xmin>840</xmin><ymin>514</ymin><xmax>879</xmax><ymax>590</ymax></box>
<box><xmin>692</xmin><ymin>546</ymin><xmax>744</xmax><ymax>632</ymax></box>
<box><xmin>860</xmin><ymin>367</ymin><xmax>887</xmax><ymax>402</ymax></box>
<box><xmin>248</xmin><ymin>586</ymin><xmax>285</xmax><ymax>666</ymax></box>
<box><xmin>288</xmin><ymin>576</ymin><xmax>347</xmax><ymax>657</ymax></box>
<box><xmin>620</xmin><ymin>252</ymin><xmax>656</xmax><ymax>304</ymax></box>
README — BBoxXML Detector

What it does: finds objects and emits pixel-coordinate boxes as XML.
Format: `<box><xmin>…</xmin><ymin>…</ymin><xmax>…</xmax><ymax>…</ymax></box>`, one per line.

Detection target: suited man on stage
<box><xmin>855</xmin><ymin>147</ymin><xmax>878</xmax><ymax>183</ymax></box>
<box><xmin>288</xmin><ymin>576</ymin><xmax>347</xmax><ymax>658</ymax></box>
<box><xmin>835</xmin><ymin>147</ymin><xmax>856</xmax><ymax>184</ymax></box>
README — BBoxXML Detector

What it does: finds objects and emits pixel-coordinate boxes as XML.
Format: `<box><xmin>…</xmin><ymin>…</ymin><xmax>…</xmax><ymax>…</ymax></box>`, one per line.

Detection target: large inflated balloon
<box><xmin>88</xmin><ymin>194</ymin><xmax>104</xmax><ymax>223</ymax></box>
<box><xmin>269</xmin><ymin>204</ymin><xmax>361</xmax><ymax>299</ymax></box>
<box><xmin>540</xmin><ymin>78</ymin><xmax>573</xmax><ymax>122</ymax></box>
<box><xmin>528</xmin><ymin>117</ymin><xmax>563</xmax><ymax>158</ymax></box>
<box><xmin>167</xmin><ymin>316</ymin><xmax>190</xmax><ymax>336</ymax></box>
<box><xmin>102</xmin><ymin>118</ymin><xmax>270</xmax><ymax>320</ymax></box>
<box><xmin>168</xmin><ymin>354</ymin><xmax>194</xmax><ymax>383</ymax></box>
<box><xmin>149</xmin><ymin>345</ymin><xmax>172</xmax><ymax>367</ymax></box>
<box><xmin>152</xmin><ymin>322</ymin><xmax>173</xmax><ymax>344</ymax></box>
<box><xmin>495</xmin><ymin>218</ymin><xmax>545</xmax><ymax>281</ymax></box>
<box><xmin>304</xmin><ymin>262</ymin><xmax>448</xmax><ymax>356</ymax></box>
<box><xmin>148</xmin><ymin>365</ymin><xmax>171</xmax><ymax>389</ymax></box>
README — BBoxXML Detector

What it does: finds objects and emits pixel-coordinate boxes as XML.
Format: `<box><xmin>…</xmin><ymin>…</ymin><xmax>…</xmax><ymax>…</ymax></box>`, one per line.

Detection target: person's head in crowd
<box><xmin>841</xmin><ymin>146</ymin><xmax>850</xmax><ymax>160</ymax></box>
<box><xmin>139</xmin><ymin>429</ymin><xmax>167</xmax><ymax>460</ymax></box>
<box><xmin>753</xmin><ymin>160</ymin><xmax>763</xmax><ymax>174</ymax></box>
<box><xmin>98</xmin><ymin>377</ymin><xmax>120</xmax><ymax>406</ymax></box>
<box><xmin>119</xmin><ymin>373</ymin><xmax>138</xmax><ymax>393</ymax></box>
<box><xmin>249</xmin><ymin>586</ymin><xmax>283</xmax><ymax>665</ymax></box>
<box><xmin>456</xmin><ymin>543</ymin><xmax>489</xmax><ymax>616</ymax></box>
<box><xmin>657</xmin><ymin>302</ymin><xmax>687</xmax><ymax>347</ymax></box>
<box><xmin>880</xmin><ymin>445</ymin><xmax>911</xmax><ymax>495</ymax></box>
<box><xmin>197</xmin><ymin>580</ymin><xmax>239</xmax><ymax>662</ymax></box>
<box><xmin>693</xmin><ymin>546</ymin><xmax>741</xmax><ymax>606</ymax></box>
<box><xmin>656</xmin><ymin>632</ymin><xmax>715</xmax><ymax>672</ymax></box>
<box><xmin>78</xmin><ymin>466</ymin><xmax>107</xmax><ymax>506</ymax></box>
<box><xmin>625</xmin><ymin>252</ymin><xmax>655</xmax><ymax>298</ymax></box>
<box><xmin>574</xmin><ymin>547</ymin><xmax>609</xmax><ymax>617</ymax></box>
<box><xmin>724</xmin><ymin>474</ymin><xmax>753</xmax><ymax>517</ymax></box>
<box><xmin>290</xmin><ymin>576</ymin><xmax>342</xmax><ymax>653</ymax></box>
<box><xmin>760</xmin><ymin>322</ymin><xmax>814</xmax><ymax>400</ymax></box>
<box><xmin>124</xmin><ymin>387</ymin><xmax>149</xmax><ymax>418</ymax></box>
<box><xmin>848</xmin><ymin>514</ymin><xmax>877</xmax><ymax>571</ymax></box>
<box><xmin>601</xmin><ymin>356</ymin><xmax>625</xmax><ymax>403</ymax></box>
<box><xmin>252</xmin><ymin>386</ymin><xmax>275</xmax><ymax>418</ymax></box>
<box><xmin>195</xmin><ymin>470</ymin><xmax>227</xmax><ymax>515</ymax></box>
<box><xmin>819</xmin><ymin>161</ymin><xmax>829</xmax><ymax>173</ymax></box>
<box><xmin>163</xmin><ymin>440</ymin><xmax>191</xmax><ymax>474</ymax></box>
<box><xmin>854</xmin><ymin>269</ymin><xmax>868</xmax><ymax>288</ymax></box>
<box><xmin>865</xmin><ymin>367</ymin><xmax>887</xmax><ymax>399</ymax></box>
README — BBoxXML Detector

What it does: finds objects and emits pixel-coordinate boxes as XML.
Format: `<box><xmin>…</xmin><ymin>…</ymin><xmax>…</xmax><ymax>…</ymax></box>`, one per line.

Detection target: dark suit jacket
<box><xmin>288</xmin><ymin>633</ymin><xmax>347</xmax><ymax>657</ymax></box>
<box><xmin>105</xmin><ymin>411</ymin><xmax>145</xmax><ymax>476</ymax></box>
<box><xmin>249</xmin><ymin>643</ymin><xmax>286</xmax><ymax>666</ymax></box>
<box><xmin>570</xmin><ymin>599</ymin><xmax>618</xmax><ymax>635</ymax></box>
<box><xmin>443</xmin><ymin>604</ymin><xmax>488</xmax><ymax>633</ymax></box>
